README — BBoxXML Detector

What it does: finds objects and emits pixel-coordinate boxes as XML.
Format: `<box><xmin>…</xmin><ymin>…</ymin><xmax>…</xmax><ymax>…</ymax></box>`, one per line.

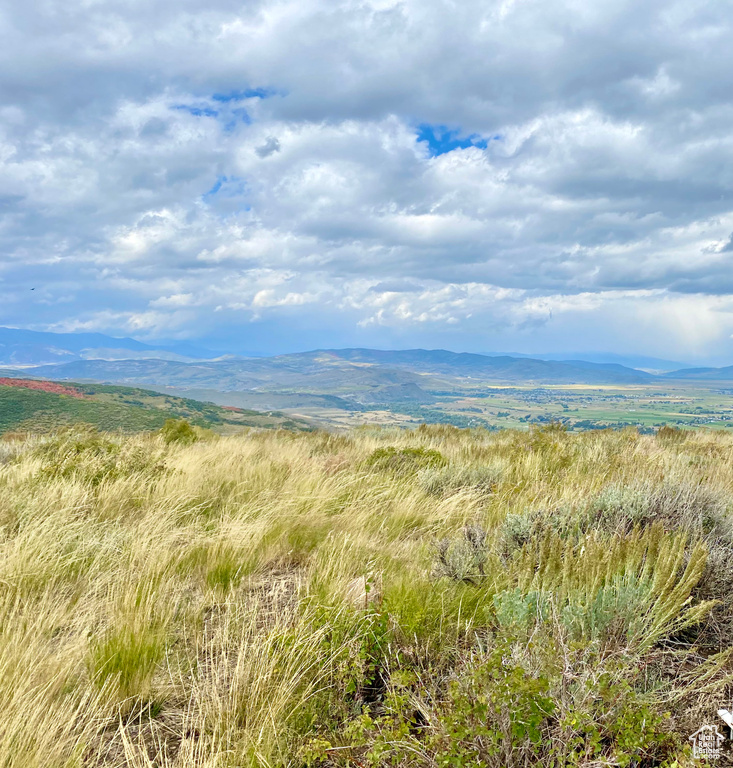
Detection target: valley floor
<box><xmin>1</xmin><ymin>425</ymin><xmax>732</xmax><ymax>766</ymax></box>
<box><xmin>165</xmin><ymin>381</ymin><xmax>733</xmax><ymax>432</ymax></box>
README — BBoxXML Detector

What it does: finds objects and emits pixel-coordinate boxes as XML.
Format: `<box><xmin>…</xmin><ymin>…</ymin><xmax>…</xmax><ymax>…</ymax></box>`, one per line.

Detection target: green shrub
<box><xmin>160</xmin><ymin>418</ymin><xmax>199</xmax><ymax>445</ymax></box>
<box><xmin>553</xmin><ymin>674</ymin><xmax>677</xmax><ymax>767</ymax></box>
<box><xmin>432</xmin><ymin>643</ymin><xmax>555</xmax><ymax>765</ymax></box>
<box><xmin>328</xmin><ymin>642</ymin><xmax>556</xmax><ymax>768</ymax></box>
<box><xmin>493</xmin><ymin>588</ymin><xmax>548</xmax><ymax>636</ymax></box>
<box><xmin>499</xmin><ymin>507</ymin><xmax>561</xmax><ymax>553</ymax></box>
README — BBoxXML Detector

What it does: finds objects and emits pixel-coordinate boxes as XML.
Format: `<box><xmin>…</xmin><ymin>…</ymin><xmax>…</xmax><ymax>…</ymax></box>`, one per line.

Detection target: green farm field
<box><xmin>265</xmin><ymin>381</ymin><xmax>733</xmax><ymax>432</ymax></box>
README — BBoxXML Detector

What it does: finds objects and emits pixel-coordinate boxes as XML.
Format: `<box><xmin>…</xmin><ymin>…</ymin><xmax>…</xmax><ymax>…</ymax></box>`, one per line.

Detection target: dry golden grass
<box><xmin>1</xmin><ymin>424</ymin><xmax>732</xmax><ymax>766</ymax></box>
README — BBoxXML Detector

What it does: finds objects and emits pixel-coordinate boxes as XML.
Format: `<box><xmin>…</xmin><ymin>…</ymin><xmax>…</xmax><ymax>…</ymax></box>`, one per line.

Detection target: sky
<box><xmin>2</xmin><ymin>0</ymin><xmax>733</xmax><ymax>362</ymax></box>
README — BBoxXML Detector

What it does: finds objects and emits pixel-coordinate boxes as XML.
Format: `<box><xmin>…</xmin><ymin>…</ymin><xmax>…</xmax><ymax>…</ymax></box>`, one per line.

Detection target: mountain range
<box><xmin>3</xmin><ymin>329</ymin><xmax>733</xmax><ymax>410</ymax></box>
<box><xmin>0</xmin><ymin>327</ymin><xmax>221</xmax><ymax>365</ymax></box>
<box><xmin>1</xmin><ymin>346</ymin><xmax>657</xmax><ymax>396</ymax></box>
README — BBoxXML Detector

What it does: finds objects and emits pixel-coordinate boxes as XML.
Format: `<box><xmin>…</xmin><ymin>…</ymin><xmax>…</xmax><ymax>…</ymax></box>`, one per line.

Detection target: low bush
<box><xmin>588</xmin><ymin>480</ymin><xmax>731</xmax><ymax>538</ymax></box>
<box><xmin>160</xmin><ymin>417</ymin><xmax>199</xmax><ymax>445</ymax></box>
<box><xmin>433</xmin><ymin>523</ymin><xmax>490</xmax><ymax>583</ymax></box>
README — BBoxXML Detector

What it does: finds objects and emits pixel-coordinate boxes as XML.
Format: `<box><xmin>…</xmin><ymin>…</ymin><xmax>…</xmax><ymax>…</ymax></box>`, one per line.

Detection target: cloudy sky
<box><xmin>2</xmin><ymin>0</ymin><xmax>733</xmax><ymax>360</ymax></box>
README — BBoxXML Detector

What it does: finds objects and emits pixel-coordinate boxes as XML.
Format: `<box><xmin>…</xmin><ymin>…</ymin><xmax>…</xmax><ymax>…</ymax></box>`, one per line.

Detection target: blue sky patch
<box><xmin>223</xmin><ymin>108</ymin><xmax>251</xmax><ymax>132</ymax></box>
<box><xmin>172</xmin><ymin>104</ymin><xmax>219</xmax><ymax>118</ymax></box>
<box><xmin>212</xmin><ymin>87</ymin><xmax>275</xmax><ymax>102</ymax></box>
<box><xmin>416</xmin><ymin>124</ymin><xmax>500</xmax><ymax>157</ymax></box>
<box><xmin>202</xmin><ymin>175</ymin><xmax>247</xmax><ymax>203</ymax></box>
<box><xmin>171</xmin><ymin>102</ymin><xmax>250</xmax><ymax>132</ymax></box>
<box><xmin>204</xmin><ymin>176</ymin><xmax>226</xmax><ymax>198</ymax></box>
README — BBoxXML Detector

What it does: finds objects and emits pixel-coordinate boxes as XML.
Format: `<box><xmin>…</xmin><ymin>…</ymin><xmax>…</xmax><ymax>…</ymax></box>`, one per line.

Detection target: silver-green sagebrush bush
<box><xmin>0</xmin><ymin>424</ymin><xmax>732</xmax><ymax>766</ymax></box>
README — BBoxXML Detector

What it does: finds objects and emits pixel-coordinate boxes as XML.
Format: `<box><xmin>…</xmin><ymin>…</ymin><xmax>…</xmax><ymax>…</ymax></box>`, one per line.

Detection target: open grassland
<box><xmin>2</xmin><ymin>425</ymin><xmax>733</xmax><ymax>766</ymax></box>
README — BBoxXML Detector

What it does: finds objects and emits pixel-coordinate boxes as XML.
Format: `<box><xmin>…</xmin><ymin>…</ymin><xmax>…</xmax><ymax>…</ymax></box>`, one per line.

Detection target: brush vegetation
<box><xmin>1</xmin><ymin>423</ymin><xmax>732</xmax><ymax>766</ymax></box>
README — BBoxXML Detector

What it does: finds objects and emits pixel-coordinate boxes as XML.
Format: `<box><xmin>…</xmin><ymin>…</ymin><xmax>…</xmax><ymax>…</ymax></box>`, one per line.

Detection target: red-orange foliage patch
<box><xmin>0</xmin><ymin>378</ymin><xmax>86</xmax><ymax>399</ymax></box>
<box><xmin>222</xmin><ymin>405</ymin><xmax>243</xmax><ymax>412</ymax></box>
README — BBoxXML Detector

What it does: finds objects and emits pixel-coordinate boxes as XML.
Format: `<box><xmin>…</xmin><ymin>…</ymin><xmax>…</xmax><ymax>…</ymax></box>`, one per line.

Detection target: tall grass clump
<box><xmin>365</xmin><ymin>445</ymin><xmax>447</xmax><ymax>474</ymax></box>
<box><xmin>418</xmin><ymin>463</ymin><xmax>501</xmax><ymax>497</ymax></box>
<box><xmin>1</xmin><ymin>425</ymin><xmax>733</xmax><ymax>765</ymax></box>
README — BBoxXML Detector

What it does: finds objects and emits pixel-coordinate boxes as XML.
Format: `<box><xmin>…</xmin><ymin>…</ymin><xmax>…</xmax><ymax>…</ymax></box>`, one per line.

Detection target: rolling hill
<box><xmin>297</xmin><ymin>349</ymin><xmax>655</xmax><ymax>383</ymax></box>
<box><xmin>663</xmin><ymin>365</ymin><xmax>733</xmax><ymax>380</ymax></box>
<box><xmin>10</xmin><ymin>347</ymin><xmax>654</xmax><ymax>397</ymax></box>
<box><xmin>0</xmin><ymin>378</ymin><xmax>310</xmax><ymax>435</ymax></box>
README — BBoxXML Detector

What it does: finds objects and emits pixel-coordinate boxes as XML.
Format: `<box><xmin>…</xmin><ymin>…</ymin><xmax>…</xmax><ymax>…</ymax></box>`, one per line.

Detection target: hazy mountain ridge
<box><xmin>0</xmin><ymin>327</ymin><xmax>220</xmax><ymax>365</ymax></box>
<box><xmin>662</xmin><ymin>365</ymin><xmax>733</xmax><ymax>380</ymax></box>
<box><xmin>306</xmin><ymin>349</ymin><xmax>655</xmax><ymax>383</ymax></box>
<box><xmin>506</xmin><ymin>351</ymin><xmax>689</xmax><ymax>373</ymax></box>
<box><xmin>6</xmin><ymin>347</ymin><xmax>657</xmax><ymax>393</ymax></box>
<box><xmin>4</xmin><ymin>331</ymin><xmax>733</xmax><ymax>413</ymax></box>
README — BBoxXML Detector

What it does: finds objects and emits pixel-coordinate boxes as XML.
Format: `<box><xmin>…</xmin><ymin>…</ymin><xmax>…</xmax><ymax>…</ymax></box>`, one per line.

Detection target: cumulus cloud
<box><xmin>2</xmin><ymin>0</ymin><xmax>733</xmax><ymax>359</ymax></box>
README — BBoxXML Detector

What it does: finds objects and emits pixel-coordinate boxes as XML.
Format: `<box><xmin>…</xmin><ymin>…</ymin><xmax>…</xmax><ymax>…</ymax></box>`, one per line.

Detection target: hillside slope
<box><xmin>664</xmin><ymin>365</ymin><xmax>733</xmax><ymax>380</ymax></box>
<box><xmin>0</xmin><ymin>378</ymin><xmax>310</xmax><ymax>434</ymax></box>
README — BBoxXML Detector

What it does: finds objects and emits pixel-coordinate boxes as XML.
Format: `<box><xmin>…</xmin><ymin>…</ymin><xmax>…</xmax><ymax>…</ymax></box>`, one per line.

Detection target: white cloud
<box><xmin>2</xmin><ymin>0</ymin><xmax>733</xmax><ymax>359</ymax></box>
